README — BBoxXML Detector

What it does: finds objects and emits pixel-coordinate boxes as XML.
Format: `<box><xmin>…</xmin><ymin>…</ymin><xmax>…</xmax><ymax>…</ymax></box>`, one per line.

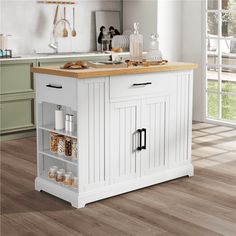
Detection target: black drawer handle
<box><xmin>46</xmin><ymin>84</ymin><xmax>63</xmax><ymax>89</ymax></box>
<box><xmin>133</xmin><ymin>82</ymin><xmax>152</xmax><ymax>87</ymax></box>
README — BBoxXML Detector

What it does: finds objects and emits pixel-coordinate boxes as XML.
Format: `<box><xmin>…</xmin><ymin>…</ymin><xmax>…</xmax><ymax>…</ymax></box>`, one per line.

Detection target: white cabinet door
<box><xmin>140</xmin><ymin>96</ymin><xmax>169</xmax><ymax>176</ymax></box>
<box><xmin>110</xmin><ymin>100</ymin><xmax>141</xmax><ymax>183</ymax></box>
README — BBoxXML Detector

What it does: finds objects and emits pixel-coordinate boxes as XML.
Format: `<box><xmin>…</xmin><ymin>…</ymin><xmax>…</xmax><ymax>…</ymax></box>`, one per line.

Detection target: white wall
<box><xmin>157</xmin><ymin>0</ymin><xmax>183</xmax><ymax>61</ymax></box>
<box><xmin>123</xmin><ymin>0</ymin><xmax>158</xmax><ymax>50</ymax></box>
<box><xmin>182</xmin><ymin>0</ymin><xmax>204</xmax><ymax>121</ymax></box>
<box><xmin>0</xmin><ymin>0</ymin><xmax>122</xmax><ymax>54</ymax></box>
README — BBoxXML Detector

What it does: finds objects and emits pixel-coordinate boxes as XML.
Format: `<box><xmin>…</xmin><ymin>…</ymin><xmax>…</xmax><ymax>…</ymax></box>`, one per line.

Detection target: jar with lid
<box><xmin>48</xmin><ymin>166</ymin><xmax>58</xmax><ymax>180</ymax></box>
<box><xmin>56</xmin><ymin>169</ymin><xmax>65</xmax><ymax>183</ymax></box>
<box><xmin>57</xmin><ymin>135</ymin><xmax>65</xmax><ymax>156</ymax></box>
<box><xmin>50</xmin><ymin>132</ymin><xmax>58</xmax><ymax>153</ymax></box>
<box><xmin>146</xmin><ymin>33</ymin><xmax>162</xmax><ymax>61</ymax></box>
<box><xmin>64</xmin><ymin>172</ymin><xmax>73</xmax><ymax>185</ymax></box>
<box><xmin>65</xmin><ymin>136</ymin><xmax>72</xmax><ymax>157</ymax></box>
<box><xmin>72</xmin><ymin>176</ymin><xmax>78</xmax><ymax>188</ymax></box>
<box><xmin>71</xmin><ymin>138</ymin><xmax>77</xmax><ymax>160</ymax></box>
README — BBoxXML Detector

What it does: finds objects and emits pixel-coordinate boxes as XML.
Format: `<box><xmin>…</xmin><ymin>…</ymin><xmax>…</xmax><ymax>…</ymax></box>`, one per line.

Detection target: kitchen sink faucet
<box><xmin>49</xmin><ymin>18</ymin><xmax>72</xmax><ymax>54</ymax></box>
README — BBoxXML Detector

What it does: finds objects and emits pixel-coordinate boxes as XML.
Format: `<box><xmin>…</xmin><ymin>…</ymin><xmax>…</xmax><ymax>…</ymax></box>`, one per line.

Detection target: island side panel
<box><xmin>77</xmin><ymin>77</ymin><xmax>110</xmax><ymax>193</ymax></box>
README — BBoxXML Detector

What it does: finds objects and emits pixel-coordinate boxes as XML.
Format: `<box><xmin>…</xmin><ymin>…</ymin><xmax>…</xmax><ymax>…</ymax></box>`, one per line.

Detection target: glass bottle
<box><xmin>130</xmin><ymin>23</ymin><xmax>143</xmax><ymax>62</ymax></box>
<box><xmin>147</xmin><ymin>33</ymin><xmax>162</xmax><ymax>61</ymax></box>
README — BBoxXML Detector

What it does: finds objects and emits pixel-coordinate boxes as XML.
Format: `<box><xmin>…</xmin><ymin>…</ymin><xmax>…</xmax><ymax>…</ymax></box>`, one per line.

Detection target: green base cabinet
<box><xmin>0</xmin><ymin>55</ymin><xmax>111</xmax><ymax>141</ymax></box>
<box><xmin>0</xmin><ymin>60</ymin><xmax>36</xmax><ymax>140</ymax></box>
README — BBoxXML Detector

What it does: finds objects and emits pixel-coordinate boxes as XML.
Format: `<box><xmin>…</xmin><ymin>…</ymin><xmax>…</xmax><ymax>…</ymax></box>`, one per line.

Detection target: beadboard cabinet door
<box><xmin>110</xmin><ymin>100</ymin><xmax>141</xmax><ymax>183</ymax></box>
<box><xmin>140</xmin><ymin>96</ymin><xmax>170</xmax><ymax>176</ymax></box>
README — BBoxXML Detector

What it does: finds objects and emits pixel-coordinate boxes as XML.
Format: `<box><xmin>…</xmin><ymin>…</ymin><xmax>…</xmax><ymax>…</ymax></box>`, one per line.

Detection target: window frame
<box><xmin>204</xmin><ymin>0</ymin><xmax>236</xmax><ymax>126</ymax></box>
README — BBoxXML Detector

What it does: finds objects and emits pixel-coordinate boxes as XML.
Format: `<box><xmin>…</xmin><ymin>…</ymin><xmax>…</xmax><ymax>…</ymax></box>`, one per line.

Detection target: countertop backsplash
<box><xmin>1</xmin><ymin>0</ymin><xmax>122</xmax><ymax>55</ymax></box>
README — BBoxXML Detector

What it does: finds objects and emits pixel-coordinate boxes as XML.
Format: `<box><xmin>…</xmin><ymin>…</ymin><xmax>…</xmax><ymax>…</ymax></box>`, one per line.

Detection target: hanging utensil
<box><xmin>53</xmin><ymin>5</ymin><xmax>59</xmax><ymax>25</ymax></box>
<box><xmin>72</xmin><ymin>7</ymin><xmax>77</xmax><ymax>37</ymax></box>
<box><xmin>63</xmin><ymin>7</ymin><xmax>68</xmax><ymax>37</ymax></box>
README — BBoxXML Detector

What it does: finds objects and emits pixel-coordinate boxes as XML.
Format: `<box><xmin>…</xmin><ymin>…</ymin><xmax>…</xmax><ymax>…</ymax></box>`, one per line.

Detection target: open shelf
<box><xmin>40</xmin><ymin>172</ymin><xmax>78</xmax><ymax>192</ymax></box>
<box><xmin>40</xmin><ymin>149</ymin><xmax>77</xmax><ymax>166</ymax></box>
<box><xmin>39</xmin><ymin>124</ymin><xmax>77</xmax><ymax>139</ymax></box>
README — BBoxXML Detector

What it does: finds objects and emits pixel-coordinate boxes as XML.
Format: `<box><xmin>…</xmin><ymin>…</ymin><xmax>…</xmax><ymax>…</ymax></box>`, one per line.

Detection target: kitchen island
<box><xmin>32</xmin><ymin>62</ymin><xmax>197</xmax><ymax>208</ymax></box>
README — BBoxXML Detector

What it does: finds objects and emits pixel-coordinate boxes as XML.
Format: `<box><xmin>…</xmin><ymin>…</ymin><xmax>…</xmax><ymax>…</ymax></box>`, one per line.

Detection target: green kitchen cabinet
<box><xmin>0</xmin><ymin>59</ymin><xmax>37</xmax><ymax>140</ymax></box>
<box><xmin>0</xmin><ymin>55</ymin><xmax>111</xmax><ymax>141</ymax></box>
<box><xmin>0</xmin><ymin>93</ymin><xmax>35</xmax><ymax>133</ymax></box>
<box><xmin>1</xmin><ymin>60</ymin><xmax>35</xmax><ymax>94</ymax></box>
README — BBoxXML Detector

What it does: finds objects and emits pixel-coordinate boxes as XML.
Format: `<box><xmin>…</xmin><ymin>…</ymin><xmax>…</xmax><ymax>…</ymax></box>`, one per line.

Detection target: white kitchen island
<box><xmin>32</xmin><ymin>62</ymin><xmax>197</xmax><ymax>208</ymax></box>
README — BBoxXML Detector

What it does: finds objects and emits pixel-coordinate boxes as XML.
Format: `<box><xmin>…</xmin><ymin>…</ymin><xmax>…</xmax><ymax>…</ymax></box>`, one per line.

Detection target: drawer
<box><xmin>0</xmin><ymin>97</ymin><xmax>35</xmax><ymax>133</ymax></box>
<box><xmin>35</xmin><ymin>74</ymin><xmax>77</xmax><ymax>111</ymax></box>
<box><xmin>110</xmin><ymin>73</ymin><xmax>176</xmax><ymax>100</ymax></box>
<box><xmin>1</xmin><ymin>60</ymin><xmax>35</xmax><ymax>94</ymax></box>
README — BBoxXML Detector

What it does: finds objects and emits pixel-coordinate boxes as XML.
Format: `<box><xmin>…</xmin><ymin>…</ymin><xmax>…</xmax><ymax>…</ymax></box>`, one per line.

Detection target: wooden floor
<box><xmin>1</xmin><ymin>122</ymin><xmax>236</xmax><ymax>236</ymax></box>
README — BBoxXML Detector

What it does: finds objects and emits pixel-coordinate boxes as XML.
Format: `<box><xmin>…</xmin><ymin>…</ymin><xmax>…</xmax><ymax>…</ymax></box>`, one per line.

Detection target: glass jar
<box><xmin>64</xmin><ymin>172</ymin><xmax>73</xmax><ymax>185</ymax></box>
<box><xmin>48</xmin><ymin>166</ymin><xmax>58</xmax><ymax>180</ymax></box>
<box><xmin>65</xmin><ymin>136</ymin><xmax>72</xmax><ymax>157</ymax></box>
<box><xmin>50</xmin><ymin>132</ymin><xmax>58</xmax><ymax>153</ymax></box>
<box><xmin>56</xmin><ymin>169</ymin><xmax>65</xmax><ymax>183</ymax></box>
<box><xmin>72</xmin><ymin>138</ymin><xmax>77</xmax><ymax>160</ymax></box>
<box><xmin>72</xmin><ymin>176</ymin><xmax>78</xmax><ymax>188</ymax></box>
<box><xmin>57</xmin><ymin>135</ymin><xmax>65</xmax><ymax>156</ymax></box>
<box><xmin>146</xmin><ymin>33</ymin><xmax>162</xmax><ymax>61</ymax></box>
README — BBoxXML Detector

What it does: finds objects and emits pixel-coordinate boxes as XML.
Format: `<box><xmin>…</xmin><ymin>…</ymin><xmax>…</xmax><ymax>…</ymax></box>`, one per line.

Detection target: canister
<box><xmin>72</xmin><ymin>138</ymin><xmax>77</xmax><ymax>160</ymax></box>
<box><xmin>56</xmin><ymin>169</ymin><xmax>65</xmax><ymax>183</ymax></box>
<box><xmin>50</xmin><ymin>132</ymin><xmax>58</xmax><ymax>153</ymax></box>
<box><xmin>65</xmin><ymin>136</ymin><xmax>72</xmax><ymax>157</ymax></box>
<box><xmin>64</xmin><ymin>172</ymin><xmax>73</xmax><ymax>185</ymax></box>
<box><xmin>57</xmin><ymin>135</ymin><xmax>65</xmax><ymax>155</ymax></box>
<box><xmin>48</xmin><ymin>166</ymin><xmax>58</xmax><ymax>180</ymax></box>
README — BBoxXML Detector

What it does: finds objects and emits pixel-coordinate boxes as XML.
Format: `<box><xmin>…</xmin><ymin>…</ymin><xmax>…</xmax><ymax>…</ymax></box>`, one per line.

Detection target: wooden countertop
<box><xmin>32</xmin><ymin>62</ymin><xmax>198</xmax><ymax>79</ymax></box>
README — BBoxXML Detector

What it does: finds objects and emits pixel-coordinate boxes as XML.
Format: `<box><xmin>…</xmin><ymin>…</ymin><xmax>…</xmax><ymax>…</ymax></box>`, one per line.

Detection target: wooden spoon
<box><xmin>63</xmin><ymin>7</ymin><xmax>68</xmax><ymax>37</ymax></box>
<box><xmin>72</xmin><ymin>8</ymin><xmax>77</xmax><ymax>37</ymax></box>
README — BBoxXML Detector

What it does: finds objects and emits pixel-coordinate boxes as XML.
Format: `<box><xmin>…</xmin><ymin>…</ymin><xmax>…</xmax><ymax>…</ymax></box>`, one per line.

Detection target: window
<box><xmin>206</xmin><ymin>0</ymin><xmax>236</xmax><ymax>124</ymax></box>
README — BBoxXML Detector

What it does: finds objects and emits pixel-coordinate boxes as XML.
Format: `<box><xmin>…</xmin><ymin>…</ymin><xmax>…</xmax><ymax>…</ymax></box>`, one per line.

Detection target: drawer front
<box><xmin>35</xmin><ymin>74</ymin><xmax>77</xmax><ymax>110</ymax></box>
<box><xmin>110</xmin><ymin>73</ymin><xmax>176</xmax><ymax>100</ymax></box>
<box><xmin>0</xmin><ymin>97</ymin><xmax>35</xmax><ymax>133</ymax></box>
<box><xmin>1</xmin><ymin>60</ymin><xmax>35</xmax><ymax>94</ymax></box>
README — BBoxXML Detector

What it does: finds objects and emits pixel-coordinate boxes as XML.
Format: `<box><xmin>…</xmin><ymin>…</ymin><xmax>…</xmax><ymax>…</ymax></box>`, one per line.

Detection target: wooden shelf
<box><xmin>40</xmin><ymin>149</ymin><xmax>77</xmax><ymax>166</ymax></box>
<box><xmin>38</xmin><ymin>124</ymin><xmax>77</xmax><ymax>139</ymax></box>
<box><xmin>37</xmin><ymin>1</ymin><xmax>76</xmax><ymax>5</ymax></box>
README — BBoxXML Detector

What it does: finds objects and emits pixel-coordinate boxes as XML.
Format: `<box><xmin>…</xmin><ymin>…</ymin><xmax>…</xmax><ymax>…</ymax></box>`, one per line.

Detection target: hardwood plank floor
<box><xmin>1</xmin><ymin>122</ymin><xmax>236</xmax><ymax>236</ymax></box>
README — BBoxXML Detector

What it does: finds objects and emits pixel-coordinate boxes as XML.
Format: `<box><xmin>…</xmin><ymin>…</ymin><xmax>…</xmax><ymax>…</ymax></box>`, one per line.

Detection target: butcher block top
<box><xmin>32</xmin><ymin>62</ymin><xmax>197</xmax><ymax>79</ymax></box>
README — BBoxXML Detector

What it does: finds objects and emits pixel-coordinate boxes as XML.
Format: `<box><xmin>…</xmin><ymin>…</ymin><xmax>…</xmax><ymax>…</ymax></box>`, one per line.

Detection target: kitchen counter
<box><xmin>0</xmin><ymin>51</ymin><xmax>130</xmax><ymax>62</ymax></box>
<box><xmin>32</xmin><ymin>62</ymin><xmax>197</xmax><ymax>79</ymax></box>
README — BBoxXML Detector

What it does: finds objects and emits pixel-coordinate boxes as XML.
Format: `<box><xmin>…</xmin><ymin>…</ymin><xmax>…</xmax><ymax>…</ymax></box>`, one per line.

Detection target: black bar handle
<box><xmin>46</xmin><ymin>84</ymin><xmax>63</xmax><ymax>89</ymax></box>
<box><xmin>133</xmin><ymin>82</ymin><xmax>152</xmax><ymax>87</ymax></box>
<box><xmin>142</xmin><ymin>128</ymin><xmax>147</xmax><ymax>150</ymax></box>
<box><xmin>137</xmin><ymin>129</ymin><xmax>142</xmax><ymax>151</ymax></box>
